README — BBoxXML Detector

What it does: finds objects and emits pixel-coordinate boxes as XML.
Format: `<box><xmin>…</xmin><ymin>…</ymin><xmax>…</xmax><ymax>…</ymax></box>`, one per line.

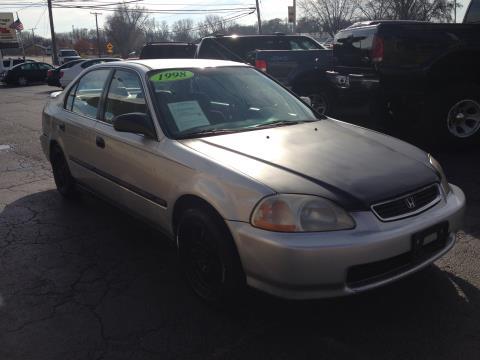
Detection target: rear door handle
<box><xmin>96</xmin><ymin>136</ymin><xmax>105</xmax><ymax>149</ymax></box>
<box><xmin>58</xmin><ymin>123</ymin><xmax>65</xmax><ymax>132</ymax></box>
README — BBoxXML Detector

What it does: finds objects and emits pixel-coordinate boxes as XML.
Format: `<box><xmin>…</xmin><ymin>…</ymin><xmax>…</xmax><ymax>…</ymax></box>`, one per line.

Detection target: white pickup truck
<box><xmin>57</xmin><ymin>49</ymin><xmax>81</xmax><ymax>65</ymax></box>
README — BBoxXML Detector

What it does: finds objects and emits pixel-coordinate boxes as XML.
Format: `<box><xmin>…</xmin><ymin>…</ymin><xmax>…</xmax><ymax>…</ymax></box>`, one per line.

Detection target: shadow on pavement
<box><xmin>0</xmin><ymin>186</ymin><xmax>479</xmax><ymax>359</ymax></box>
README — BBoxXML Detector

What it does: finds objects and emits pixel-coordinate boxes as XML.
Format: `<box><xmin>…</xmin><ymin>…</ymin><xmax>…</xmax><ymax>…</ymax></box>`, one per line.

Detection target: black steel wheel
<box><xmin>50</xmin><ymin>146</ymin><xmax>77</xmax><ymax>198</ymax></box>
<box><xmin>177</xmin><ymin>206</ymin><xmax>245</xmax><ymax>303</ymax></box>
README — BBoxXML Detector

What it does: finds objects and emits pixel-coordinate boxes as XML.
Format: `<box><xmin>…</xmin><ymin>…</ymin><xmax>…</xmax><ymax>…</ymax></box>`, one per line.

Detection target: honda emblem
<box><xmin>405</xmin><ymin>196</ymin><xmax>416</xmax><ymax>209</ymax></box>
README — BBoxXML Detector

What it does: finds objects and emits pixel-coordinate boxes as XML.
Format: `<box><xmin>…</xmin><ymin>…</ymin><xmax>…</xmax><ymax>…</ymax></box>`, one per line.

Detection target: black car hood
<box><xmin>181</xmin><ymin>119</ymin><xmax>438</xmax><ymax>210</ymax></box>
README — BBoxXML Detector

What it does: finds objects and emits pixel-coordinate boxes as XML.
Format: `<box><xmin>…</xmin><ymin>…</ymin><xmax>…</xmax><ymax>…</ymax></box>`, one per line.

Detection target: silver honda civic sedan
<box><xmin>41</xmin><ymin>59</ymin><xmax>465</xmax><ymax>302</ymax></box>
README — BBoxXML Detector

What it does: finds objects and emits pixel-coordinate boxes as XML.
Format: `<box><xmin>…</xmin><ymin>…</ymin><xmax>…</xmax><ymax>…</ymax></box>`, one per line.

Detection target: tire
<box><xmin>307</xmin><ymin>91</ymin><xmax>330</xmax><ymax>116</ymax></box>
<box><xmin>177</xmin><ymin>206</ymin><xmax>245</xmax><ymax>304</ymax></box>
<box><xmin>17</xmin><ymin>76</ymin><xmax>28</xmax><ymax>86</ymax></box>
<box><xmin>420</xmin><ymin>83</ymin><xmax>480</xmax><ymax>147</ymax></box>
<box><xmin>50</xmin><ymin>146</ymin><xmax>77</xmax><ymax>198</ymax></box>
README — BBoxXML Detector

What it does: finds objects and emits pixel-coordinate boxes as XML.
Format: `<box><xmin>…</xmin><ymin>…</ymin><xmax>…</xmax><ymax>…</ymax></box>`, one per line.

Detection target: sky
<box><xmin>0</xmin><ymin>0</ymin><xmax>472</xmax><ymax>39</ymax></box>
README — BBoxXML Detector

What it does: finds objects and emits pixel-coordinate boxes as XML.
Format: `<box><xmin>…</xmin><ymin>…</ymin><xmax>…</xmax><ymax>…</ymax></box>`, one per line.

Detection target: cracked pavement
<box><xmin>0</xmin><ymin>84</ymin><xmax>479</xmax><ymax>360</ymax></box>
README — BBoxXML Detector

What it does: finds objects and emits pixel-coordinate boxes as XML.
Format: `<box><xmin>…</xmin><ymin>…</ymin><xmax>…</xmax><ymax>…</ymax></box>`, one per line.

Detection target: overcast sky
<box><xmin>1</xmin><ymin>0</ymin><xmax>471</xmax><ymax>39</ymax></box>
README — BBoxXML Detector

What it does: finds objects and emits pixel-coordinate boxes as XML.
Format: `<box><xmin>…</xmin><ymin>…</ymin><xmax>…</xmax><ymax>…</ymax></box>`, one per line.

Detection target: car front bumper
<box><xmin>227</xmin><ymin>184</ymin><xmax>465</xmax><ymax>300</ymax></box>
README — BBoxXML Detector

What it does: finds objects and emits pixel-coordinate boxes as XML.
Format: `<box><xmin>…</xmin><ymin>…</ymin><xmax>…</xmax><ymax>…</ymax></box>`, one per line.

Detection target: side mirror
<box><xmin>112</xmin><ymin>112</ymin><xmax>157</xmax><ymax>139</ymax></box>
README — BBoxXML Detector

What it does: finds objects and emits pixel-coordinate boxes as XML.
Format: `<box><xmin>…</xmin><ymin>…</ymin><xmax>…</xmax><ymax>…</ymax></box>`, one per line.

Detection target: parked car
<box><xmin>195</xmin><ymin>34</ymin><xmax>334</xmax><ymax>114</ymax></box>
<box><xmin>57</xmin><ymin>49</ymin><xmax>81</xmax><ymax>65</ymax></box>
<box><xmin>59</xmin><ymin>58</ymin><xmax>120</xmax><ymax>88</ymax></box>
<box><xmin>41</xmin><ymin>59</ymin><xmax>465</xmax><ymax>303</ymax></box>
<box><xmin>140</xmin><ymin>42</ymin><xmax>197</xmax><ymax>59</ymax></box>
<box><xmin>326</xmin><ymin>15</ymin><xmax>480</xmax><ymax>144</ymax></box>
<box><xmin>46</xmin><ymin>59</ymin><xmax>86</xmax><ymax>87</ymax></box>
<box><xmin>0</xmin><ymin>58</ymin><xmax>36</xmax><ymax>74</ymax></box>
<box><xmin>1</xmin><ymin>61</ymin><xmax>53</xmax><ymax>85</ymax></box>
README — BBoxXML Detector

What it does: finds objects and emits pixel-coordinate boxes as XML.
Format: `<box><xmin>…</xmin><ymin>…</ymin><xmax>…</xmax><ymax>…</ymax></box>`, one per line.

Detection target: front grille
<box><xmin>372</xmin><ymin>184</ymin><xmax>440</xmax><ymax>221</ymax></box>
<box><xmin>347</xmin><ymin>222</ymin><xmax>449</xmax><ymax>288</ymax></box>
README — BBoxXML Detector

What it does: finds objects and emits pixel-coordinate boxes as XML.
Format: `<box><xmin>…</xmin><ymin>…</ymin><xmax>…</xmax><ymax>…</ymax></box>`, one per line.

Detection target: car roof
<box><xmin>122</xmin><ymin>58</ymin><xmax>248</xmax><ymax>70</ymax></box>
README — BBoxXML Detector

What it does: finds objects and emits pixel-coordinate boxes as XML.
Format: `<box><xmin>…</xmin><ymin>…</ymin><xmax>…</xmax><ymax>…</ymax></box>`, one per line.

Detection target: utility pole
<box><xmin>255</xmin><ymin>0</ymin><xmax>262</xmax><ymax>34</ymax></box>
<box><xmin>454</xmin><ymin>0</ymin><xmax>457</xmax><ymax>23</ymax></box>
<box><xmin>27</xmin><ymin>28</ymin><xmax>36</xmax><ymax>55</ymax></box>
<box><xmin>293</xmin><ymin>0</ymin><xmax>296</xmax><ymax>33</ymax></box>
<box><xmin>47</xmin><ymin>0</ymin><xmax>58</xmax><ymax>65</ymax></box>
<box><xmin>91</xmin><ymin>12</ymin><xmax>102</xmax><ymax>58</ymax></box>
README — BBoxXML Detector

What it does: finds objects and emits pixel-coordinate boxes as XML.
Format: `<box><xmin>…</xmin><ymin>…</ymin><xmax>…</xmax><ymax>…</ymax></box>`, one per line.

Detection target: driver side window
<box><xmin>103</xmin><ymin>70</ymin><xmax>147</xmax><ymax>123</ymax></box>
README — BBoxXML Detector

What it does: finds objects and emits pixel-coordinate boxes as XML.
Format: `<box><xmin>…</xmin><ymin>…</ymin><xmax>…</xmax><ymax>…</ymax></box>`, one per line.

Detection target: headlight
<box><xmin>251</xmin><ymin>194</ymin><xmax>355</xmax><ymax>232</ymax></box>
<box><xmin>428</xmin><ymin>154</ymin><xmax>451</xmax><ymax>195</ymax></box>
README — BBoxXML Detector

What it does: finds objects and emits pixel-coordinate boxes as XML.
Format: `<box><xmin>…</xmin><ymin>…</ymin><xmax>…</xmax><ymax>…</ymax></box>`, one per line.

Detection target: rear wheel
<box><xmin>18</xmin><ymin>76</ymin><xmax>28</xmax><ymax>86</ymax></box>
<box><xmin>177</xmin><ymin>206</ymin><xmax>245</xmax><ymax>304</ymax></box>
<box><xmin>50</xmin><ymin>146</ymin><xmax>77</xmax><ymax>198</ymax></box>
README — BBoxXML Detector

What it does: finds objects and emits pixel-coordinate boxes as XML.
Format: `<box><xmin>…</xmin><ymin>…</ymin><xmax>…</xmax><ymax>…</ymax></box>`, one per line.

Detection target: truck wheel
<box><xmin>307</xmin><ymin>92</ymin><xmax>329</xmax><ymax>115</ymax></box>
<box><xmin>177</xmin><ymin>206</ymin><xmax>245</xmax><ymax>304</ymax></box>
<box><xmin>423</xmin><ymin>84</ymin><xmax>480</xmax><ymax>146</ymax></box>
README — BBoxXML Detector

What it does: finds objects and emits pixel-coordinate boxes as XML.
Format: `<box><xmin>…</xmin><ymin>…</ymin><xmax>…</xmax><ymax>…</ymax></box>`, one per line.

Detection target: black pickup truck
<box><xmin>327</xmin><ymin>2</ymin><xmax>480</xmax><ymax>145</ymax></box>
<box><xmin>195</xmin><ymin>35</ymin><xmax>333</xmax><ymax>114</ymax></box>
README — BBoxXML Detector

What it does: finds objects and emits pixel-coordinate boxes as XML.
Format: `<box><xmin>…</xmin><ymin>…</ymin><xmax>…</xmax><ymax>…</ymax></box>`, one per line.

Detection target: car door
<box><xmin>60</xmin><ymin>68</ymin><xmax>112</xmax><ymax>187</ymax></box>
<box><xmin>37</xmin><ymin>63</ymin><xmax>52</xmax><ymax>82</ymax></box>
<box><xmin>92</xmin><ymin>68</ymin><xmax>168</xmax><ymax>225</ymax></box>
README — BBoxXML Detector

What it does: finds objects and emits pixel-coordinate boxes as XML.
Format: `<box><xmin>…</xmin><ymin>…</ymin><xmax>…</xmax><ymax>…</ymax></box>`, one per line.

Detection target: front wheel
<box><xmin>177</xmin><ymin>207</ymin><xmax>245</xmax><ymax>304</ymax></box>
<box><xmin>50</xmin><ymin>146</ymin><xmax>77</xmax><ymax>198</ymax></box>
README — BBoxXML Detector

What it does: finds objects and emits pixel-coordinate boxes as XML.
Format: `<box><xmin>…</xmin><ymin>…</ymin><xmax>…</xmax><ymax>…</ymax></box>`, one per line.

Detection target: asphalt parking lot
<box><xmin>0</xmin><ymin>84</ymin><xmax>479</xmax><ymax>360</ymax></box>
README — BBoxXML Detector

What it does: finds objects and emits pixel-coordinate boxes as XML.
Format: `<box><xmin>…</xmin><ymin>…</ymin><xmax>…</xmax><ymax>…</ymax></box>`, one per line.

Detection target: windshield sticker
<box><xmin>167</xmin><ymin>101</ymin><xmax>210</xmax><ymax>131</ymax></box>
<box><xmin>150</xmin><ymin>70</ymin><xmax>194</xmax><ymax>82</ymax></box>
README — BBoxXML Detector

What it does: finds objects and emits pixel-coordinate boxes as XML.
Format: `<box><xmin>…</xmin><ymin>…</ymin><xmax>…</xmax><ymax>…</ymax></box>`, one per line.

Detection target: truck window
<box><xmin>289</xmin><ymin>38</ymin><xmax>322</xmax><ymax>50</ymax></box>
<box><xmin>464</xmin><ymin>0</ymin><xmax>480</xmax><ymax>23</ymax></box>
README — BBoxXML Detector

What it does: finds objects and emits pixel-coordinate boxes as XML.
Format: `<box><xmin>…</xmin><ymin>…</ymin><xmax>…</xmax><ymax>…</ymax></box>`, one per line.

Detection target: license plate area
<box><xmin>411</xmin><ymin>222</ymin><xmax>449</xmax><ymax>262</ymax></box>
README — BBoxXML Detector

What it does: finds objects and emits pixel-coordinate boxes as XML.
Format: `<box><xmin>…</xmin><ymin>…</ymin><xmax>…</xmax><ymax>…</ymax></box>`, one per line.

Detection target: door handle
<box><xmin>96</xmin><ymin>136</ymin><xmax>105</xmax><ymax>149</ymax></box>
<box><xmin>58</xmin><ymin>123</ymin><xmax>65</xmax><ymax>132</ymax></box>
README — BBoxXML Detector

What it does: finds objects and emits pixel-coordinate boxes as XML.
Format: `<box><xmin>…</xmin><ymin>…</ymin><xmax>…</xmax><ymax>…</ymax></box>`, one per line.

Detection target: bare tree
<box><xmin>197</xmin><ymin>15</ymin><xmax>231</xmax><ymax>37</ymax></box>
<box><xmin>171</xmin><ymin>19</ymin><xmax>195</xmax><ymax>42</ymax></box>
<box><xmin>144</xmin><ymin>18</ymin><xmax>170</xmax><ymax>42</ymax></box>
<box><xmin>355</xmin><ymin>0</ymin><xmax>392</xmax><ymax>19</ymax></box>
<box><xmin>299</xmin><ymin>0</ymin><xmax>357</xmax><ymax>36</ymax></box>
<box><xmin>356</xmin><ymin>0</ymin><xmax>457</xmax><ymax>22</ymax></box>
<box><xmin>104</xmin><ymin>4</ymin><xmax>149</xmax><ymax>57</ymax></box>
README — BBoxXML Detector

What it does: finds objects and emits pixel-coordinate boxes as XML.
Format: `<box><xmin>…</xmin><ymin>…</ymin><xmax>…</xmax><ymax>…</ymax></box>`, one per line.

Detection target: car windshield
<box><xmin>148</xmin><ymin>66</ymin><xmax>320</xmax><ymax>138</ymax></box>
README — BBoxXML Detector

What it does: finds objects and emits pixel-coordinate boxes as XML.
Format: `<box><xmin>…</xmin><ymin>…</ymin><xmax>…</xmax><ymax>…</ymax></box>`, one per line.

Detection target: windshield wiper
<box><xmin>177</xmin><ymin>128</ymin><xmax>238</xmax><ymax>139</ymax></box>
<box><xmin>248</xmin><ymin>119</ymin><xmax>317</xmax><ymax>129</ymax></box>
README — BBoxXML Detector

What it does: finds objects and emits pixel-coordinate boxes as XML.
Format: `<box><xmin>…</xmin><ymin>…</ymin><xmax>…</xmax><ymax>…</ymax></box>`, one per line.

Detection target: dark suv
<box><xmin>140</xmin><ymin>42</ymin><xmax>197</xmax><ymax>59</ymax></box>
<box><xmin>327</xmin><ymin>14</ymin><xmax>480</xmax><ymax>144</ymax></box>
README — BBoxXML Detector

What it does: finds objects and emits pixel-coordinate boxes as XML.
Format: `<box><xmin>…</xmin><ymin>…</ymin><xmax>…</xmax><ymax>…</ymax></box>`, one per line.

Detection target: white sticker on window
<box><xmin>167</xmin><ymin>100</ymin><xmax>210</xmax><ymax>132</ymax></box>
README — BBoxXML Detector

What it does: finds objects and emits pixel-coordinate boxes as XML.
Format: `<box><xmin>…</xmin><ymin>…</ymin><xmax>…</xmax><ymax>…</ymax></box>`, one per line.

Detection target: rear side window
<box><xmin>71</xmin><ymin>69</ymin><xmax>111</xmax><ymax>118</ymax></box>
<box><xmin>13</xmin><ymin>59</ymin><xmax>23</xmax><ymax>66</ymax></box>
<box><xmin>2</xmin><ymin>60</ymin><xmax>9</xmax><ymax>67</ymax></box>
<box><xmin>21</xmin><ymin>63</ymin><xmax>35</xmax><ymax>70</ymax></box>
<box><xmin>38</xmin><ymin>63</ymin><xmax>52</xmax><ymax>70</ymax></box>
<box><xmin>465</xmin><ymin>0</ymin><xmax>480</xmax><ymax>23</ymax></box>
<box><xmin>103</xmin><ymin>70</ymin><xmax>147</xmax><ymax>123</ymax></box>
